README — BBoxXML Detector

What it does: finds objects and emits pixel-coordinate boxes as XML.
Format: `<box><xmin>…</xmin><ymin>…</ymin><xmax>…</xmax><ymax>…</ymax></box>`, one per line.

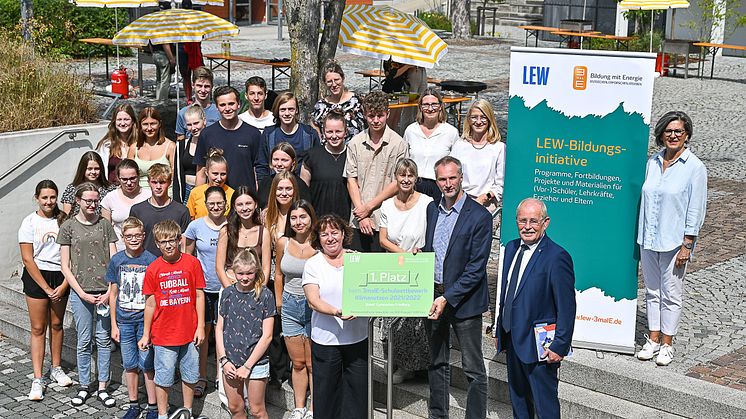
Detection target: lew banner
<box><xmin>501</xmin><ymin>47</ymin><xmax>656</xmax><ymax>354</ymax></box>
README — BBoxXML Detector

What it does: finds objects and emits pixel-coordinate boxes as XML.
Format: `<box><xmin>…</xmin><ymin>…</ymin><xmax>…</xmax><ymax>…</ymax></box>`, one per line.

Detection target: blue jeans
<box><xmin>70</xmin><ymin>291</ymin><xmax>111</xmax><ymax>386</ymax></box>
<box><xmin>154</xmin><ymin>344</ymin><xmax>200</xmax><ymax>387</ymax></box>
<box><xmin>426</xmin><ymin>308</ymin><xmax>487</xmax><ymax>419</ymax></box>
<box><xmin>118</xmin><ymin>319</ymin><xmax>154</xmax><ymax>372</ymax></box>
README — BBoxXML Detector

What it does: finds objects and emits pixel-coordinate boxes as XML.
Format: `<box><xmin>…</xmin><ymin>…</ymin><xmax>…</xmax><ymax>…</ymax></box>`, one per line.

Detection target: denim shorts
<box><xmin>154</xmin><ymin>343</ymin><xmax>199</xmax><ymax>387</ymax></box>
<box><xmin>250</xmin><ymin>362</ymin><xmax>270</xmax><ymax>380</ymax></box>
<box><xmin>281</xmin><ymin>291</ymin><xmax>312</xmax><ymax>338</ymax></box>
<box><xmin>118</xmin><ymin>319</ymin><xmax>154</xmax><ymax>371</ymax></box>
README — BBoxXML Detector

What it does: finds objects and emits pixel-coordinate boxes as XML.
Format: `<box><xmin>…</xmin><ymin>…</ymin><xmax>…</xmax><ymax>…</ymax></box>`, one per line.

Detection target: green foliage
<box><xmin>418</xmin><ymin>11</ymin><xmax>452</xmax><ymax>32</ymax></box>
<box><xmin>587</xmin><ymin>31</ymin><xmax>663</xmax><ymax>52</ymax></box>
<box><xmin>0</xmin><ymin>36</ymin><xmax>98</xmax><ymax>132</ymax></box>
<box><xmin>1</xmin><ymin>0</ymin><xmax>130</xmax><ymax>58</ymax></box>
<box><xmin>682</xmin><ymin>0</ymin><xmax>746</xmax><ymax>42</ymax></box>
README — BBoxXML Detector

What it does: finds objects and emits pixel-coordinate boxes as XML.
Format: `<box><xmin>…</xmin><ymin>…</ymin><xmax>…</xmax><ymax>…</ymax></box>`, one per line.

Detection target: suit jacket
<box><xmin>423</xmin><ymin>195</ymin><xmax>492</xmax><ymax>319</ymax></box>
<box><xmin>496</xmin><ymin>235</ymin><xmax>576</xmax><ymax>364</ymax></box>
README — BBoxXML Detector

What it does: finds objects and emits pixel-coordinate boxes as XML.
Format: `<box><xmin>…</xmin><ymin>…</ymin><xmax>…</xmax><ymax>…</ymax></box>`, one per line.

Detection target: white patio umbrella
<box><xmin>619</xmin><ymin>0</ymin><xmax>690</xmax><ymax>52</ymax></box>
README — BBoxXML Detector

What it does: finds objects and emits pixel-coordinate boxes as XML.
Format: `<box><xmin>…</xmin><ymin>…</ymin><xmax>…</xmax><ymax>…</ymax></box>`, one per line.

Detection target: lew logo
<box><xmin>573</xmin><ymin>66</ymin><xmax>588</xmax><ymax>90</ymax></box>
<box><xmin>522</xmin><ymin>66</ymin><xmax>550</xmax><ymax>85</ymax></box>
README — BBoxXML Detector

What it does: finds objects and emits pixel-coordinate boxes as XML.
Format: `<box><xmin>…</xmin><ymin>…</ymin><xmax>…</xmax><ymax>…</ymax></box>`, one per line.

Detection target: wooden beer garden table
<box><xmin>204</xmin><ymin>53</ymin><xmax>290</xmax><ymax>89</ymax></box>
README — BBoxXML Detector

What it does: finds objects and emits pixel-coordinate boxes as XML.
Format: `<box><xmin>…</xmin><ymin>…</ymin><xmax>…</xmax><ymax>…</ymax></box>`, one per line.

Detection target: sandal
<box><xmin>97</xmin><ymin>390</ymin><xmax>116</xmax><ymax>408</ymax></box>
<box><xmin>194</xmin><ymin>377</ymin><xmax>208</xmax><ymax>398</ymax></box>
<box><xmin>71</xmin><ymin>388</ymin><xmax>90</xmax><ymax>406</ymax></box>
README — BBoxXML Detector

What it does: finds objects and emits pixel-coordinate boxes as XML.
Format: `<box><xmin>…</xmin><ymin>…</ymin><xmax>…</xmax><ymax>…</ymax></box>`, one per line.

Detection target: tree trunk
<box><xmin>286</xmin><ymin>0</ymin><xmax>321</xmax><ymax>123</ymax></box>
<box><xmin>317</xmin><ymin>0</ymin><xmax>345</xmax><ymax>89</ymax></box>
<box><xmin>451</xmin><ymin>0</ymin><xmax>472</xmax><ymax>39</ymax></box>
<box><xmin>21</xmin><ymin>0</ymin><xmax>33</xmax><ymax>44</ymax></box>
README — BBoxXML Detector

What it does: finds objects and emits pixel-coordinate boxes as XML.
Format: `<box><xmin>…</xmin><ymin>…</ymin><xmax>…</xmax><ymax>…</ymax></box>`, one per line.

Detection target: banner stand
<box><xmin>368</xmin><ymin>318</ymin><xmax>394</xmax><ymax>419</ymax></box>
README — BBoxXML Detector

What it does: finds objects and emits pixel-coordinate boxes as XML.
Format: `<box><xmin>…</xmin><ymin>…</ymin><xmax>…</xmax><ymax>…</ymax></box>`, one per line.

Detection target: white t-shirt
<box><xmin>18</xmin><ymin>212</ymin><xmax>61</xmax><ymax>271</ymax></box>
<box><xmin>238</xmin><ymin>111</ymin><xmax>275</xmax><ymax>133</ymax></box>
<box><xmin>302</xmin><ymin>252</ymin><xmax>368</xmax><ymax>345</ymax></box>
<box><xmin>101</xmin><ymin>188</ymin><xmax>150</xmax><ymax>251</ymax></box>
<box><xmin>379</xmin><ymin>194</ymin><xmax>433</xmax><ymax>252</ymax></box>
<box><xmin>403</xmin><ymin>122</ymin><xmax>459</xmax><ymax>180</ymax></box>
<box><xmin>449</xmin><ymin>138</ymin><xmax>506</xmax><ymax>199</ymax></box>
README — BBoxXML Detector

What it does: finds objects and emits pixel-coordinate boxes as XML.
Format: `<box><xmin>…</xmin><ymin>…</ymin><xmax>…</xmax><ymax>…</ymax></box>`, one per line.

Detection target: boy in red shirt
<box><xmin>138</xmin><ymin>220</ymin><xmax>205</xmax><ymax>419</ymax></box>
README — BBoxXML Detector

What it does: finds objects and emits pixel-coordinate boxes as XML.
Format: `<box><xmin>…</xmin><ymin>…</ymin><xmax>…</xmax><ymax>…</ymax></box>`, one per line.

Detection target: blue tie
<box><xmin>502</xmin><ymin>244</ymin><xmax>529</xmax><ymax>334</ymax></box>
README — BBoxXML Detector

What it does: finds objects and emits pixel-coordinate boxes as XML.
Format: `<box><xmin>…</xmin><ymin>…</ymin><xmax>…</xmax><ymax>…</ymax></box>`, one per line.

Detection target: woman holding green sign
<box><xmin>379</xmin><ymin>159</ymin><xmax>432</xmax><ymax>383</ymax></box>
<box><xmin>302</xmin><ymin>214</ymin><xmax>368</xmax><ymax>419</ymax></box>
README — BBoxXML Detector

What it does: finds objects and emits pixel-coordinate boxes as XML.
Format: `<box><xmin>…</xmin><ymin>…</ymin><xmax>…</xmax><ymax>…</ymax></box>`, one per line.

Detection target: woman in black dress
<box><xmin>301</xmin><ymin>110</ymin><xmax>351</xmax><ymax>219</ymax></box>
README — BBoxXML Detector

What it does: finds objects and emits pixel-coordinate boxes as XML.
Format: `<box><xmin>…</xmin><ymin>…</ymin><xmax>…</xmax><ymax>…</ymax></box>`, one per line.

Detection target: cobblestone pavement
<box><xmin>70</xmin><ymin>24</ymin><xmax>746</xmax><ymax>390</ymax></box>
<box><xmin>0</xmin><ymin>336</ymin><xmax>125</xmax><ymax>419</ymax></box>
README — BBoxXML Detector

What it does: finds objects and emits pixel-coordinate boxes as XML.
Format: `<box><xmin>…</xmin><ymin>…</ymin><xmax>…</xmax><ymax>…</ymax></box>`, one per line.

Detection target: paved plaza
<box><xmin>4</xmin><ymin>22</ymin><xmax>745</xmax><ymax>417</ymax></box>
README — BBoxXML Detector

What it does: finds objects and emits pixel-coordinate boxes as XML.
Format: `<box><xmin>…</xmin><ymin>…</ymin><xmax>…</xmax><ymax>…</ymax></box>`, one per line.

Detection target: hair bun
<box><xmin>207</xmin><ymin>147</ymin><xmax>225</xmax><ymax>158</ymax></box>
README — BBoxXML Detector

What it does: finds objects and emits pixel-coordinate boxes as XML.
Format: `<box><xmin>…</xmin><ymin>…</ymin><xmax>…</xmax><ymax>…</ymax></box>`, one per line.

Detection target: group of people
<box><xmin>17</xmin><ymin>52</ymin><xmax>706</xmax><ymax>419</ymax></box>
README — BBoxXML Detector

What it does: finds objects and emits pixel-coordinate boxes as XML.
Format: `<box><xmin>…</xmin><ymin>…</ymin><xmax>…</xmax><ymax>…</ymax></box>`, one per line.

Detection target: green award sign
<box><xmin>342</xmin><ymin>252</ymin><xmax>435</xmax><ymax>317</ymax></box>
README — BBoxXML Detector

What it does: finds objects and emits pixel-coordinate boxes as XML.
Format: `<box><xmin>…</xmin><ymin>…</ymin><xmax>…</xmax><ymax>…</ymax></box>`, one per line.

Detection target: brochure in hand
<box><xmin>533</xmin><ymin>323</ymin><xmax>572</xmax><ymax>361</ymax></box>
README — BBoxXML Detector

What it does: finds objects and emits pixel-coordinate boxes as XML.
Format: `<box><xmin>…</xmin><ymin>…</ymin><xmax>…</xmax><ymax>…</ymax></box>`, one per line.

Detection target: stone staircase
<box><xmin>473</xmin><ymin>0</ymin><xmax>544</xmax><ymax>31</ymax></box>
<box><xmin>2</xmin><ymin>276</ymin><xmax>746</xmax><ymax>418</ymax></box>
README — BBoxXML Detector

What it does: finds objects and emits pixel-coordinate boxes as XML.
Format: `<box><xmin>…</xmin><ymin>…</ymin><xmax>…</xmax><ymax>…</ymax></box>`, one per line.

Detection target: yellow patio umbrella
<box><xmin>338</xmin><ymin>4</ymin><xmax>448</xmax><ymax>68</ymax></box>
<box><xmin>619</xmin><ymin>0</ymin><xmax>690</xmax><ymax>52</ymax></box>
<box><xmin>113</xmin><ymin>8</ymin><xmax>238</xmax><ymax>107</ymax></box>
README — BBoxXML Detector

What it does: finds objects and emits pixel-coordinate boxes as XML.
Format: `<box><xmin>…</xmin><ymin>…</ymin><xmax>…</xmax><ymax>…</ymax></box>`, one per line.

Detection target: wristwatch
<box><xmin>682</xmin><ymin>242</ymin><xmax>693</xmax><ymax>250</ymax></box>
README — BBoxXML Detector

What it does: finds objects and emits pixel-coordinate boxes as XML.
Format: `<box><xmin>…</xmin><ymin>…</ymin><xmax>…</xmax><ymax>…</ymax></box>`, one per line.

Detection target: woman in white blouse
<box><xmin>450</xmin><ymin>99</ymin><xmax>505</xmax><ymax>220</ymax></box>
<box><xmin>403</xmin><ymin>88</ymin><xmax>459</xmax><ymax>202</ymax></box>
<box><xmin>378</xmin><ymin>159</ymin><xmax>432</xmax><ymax>383</ymax></box>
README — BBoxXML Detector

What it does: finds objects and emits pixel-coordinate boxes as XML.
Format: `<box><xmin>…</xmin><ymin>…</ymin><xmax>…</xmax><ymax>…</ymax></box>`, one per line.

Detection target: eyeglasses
<box><xmin>470</xmin><ymin>115</ymin><xmax>488</xmax><ymax>123</ymax></box>
<box><xmin>663</xmin><ymin>129</ymin><xmax>686</xmax><ymax>137</ymax></box>
<box><xmin>80</xmin><ymin>198</ymin><xmax>99</xmax><ymax>207</ymax></box>
<box><xmin>516</xmin><ymin>218</ymin><xmax>546</xmax><ymax>227</ymax></box>
<box><xmin>421</xmin><ymin>103</ymin><xmax>441</xmax><ymax>110</ymax></box>
<box><xmin>123</xmin><ymin>233</ymin><xmax>144</xmax><ymax>241</ymax></box>
<box><xmin>157</xmin><ymin>238</ymin><xmax>179</xmax><ymax>247</ymax></box>
<box><xmin>206</xmin><ymin>201</ymin><xmax>226</xmax><ymax>208</ymax></box>
<box><xmin>119</xmin><ymin>176</ymin><xmax>138</xmax><ymax>183</ymax></box>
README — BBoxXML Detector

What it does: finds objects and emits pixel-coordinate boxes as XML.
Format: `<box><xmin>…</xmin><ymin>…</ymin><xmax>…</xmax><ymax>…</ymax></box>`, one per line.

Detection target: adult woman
<box><xmin>186</xmin><ymin>148</ymin><xmax>234</xmax><ymax>219</ymax></box>
<box><xmin>311</xmin><ymin>60</ymin><xmax>366</xmax><ymax>143</ymax></box>
<box><xmin>128</xmin><ymin>107</ymin><xmax>176</xmax><ymax>191</ymax></box>
<box><xmin>96</xmin><ymin>104</ymin><xmax>138</xmax><ymax>185</ymax></box>
<box><xmin>450</xmin><ymin>99</ymin><xmax>505</xmax><ymax>216</ymax></box>
<box><xmin>378</xmin><ymin>159</ymin><xmax>432</xmax><ymax>383</ymax></box>
<box><xmin>262</xmin><ymin>171</ymin><xmax>300</xmax><ymax>245</ymax></box>
<box><xmin>185</xmin><ymin>186</ymin><xmax>228</xmax><ymax>397</ymax></box>
<box><xmin>302</xmin><ymin>110</ymin><xmax>351</xmax><ymax>219</ymax></box>
<box><xmin>101</xmin><ymin>159</ymin><xmax>150</xmax><ymax>252</ymax></box>
<box><xmin>19</xmin><ymin>180</ymin><xmax>73</xmax><ymax>400</ymax></box>
<box><xmin>60</xmin><ymin>151</ymin><xmax>115</xmax><ymax>217</ymax></box>
<box><xmin>259</xmin><ymin>92</ymin><xmax>320</xmax><ymax>182</ymax></box>
<box><xmin>57</xmin><ymin>183</ymin><xmax>118</xmax><ymax>407</ymax></box>
<box><xmin>275</xmin><ymin>200</ymin><xmax>318</xmax><ymax>418</ymax></box>
<box><xmin>302</xmin><ymin>214</ymin><xmax>368</xmax><ymax>419</ymax></box>
<box><xmin>636</xmin><ymin>111</ymin><xmax>707</xmax><ymax>366</ymax></box>
<box><xmin>174</xmin><ymin>104</ymin><xmax>206</xmax><ymax>204</ymax></box>
<box><xmin>403</xmin><ymin>88</ymin><xmax>459</xmax><ymax>202</ymax></box>
<box><xmin>257</xmin><ymin>142</ymin><xmax>312</xmax><ymax>209</ymax></box>
<box><xmin>217</xmin><ymin>187</ymin><xmax>272</xmax><ymax>287</ymax></box>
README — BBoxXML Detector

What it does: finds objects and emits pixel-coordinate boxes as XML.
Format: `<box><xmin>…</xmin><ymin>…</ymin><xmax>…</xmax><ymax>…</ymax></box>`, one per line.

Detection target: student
<box><xmin>57</xmin><ymin>182</ymin><xmax>118</xmax><ymax>407</ymax></box>
<box><xmin>238</xmin><ymin>76</ymin><xmax>276</xmax><ymax>133</ymax></box>
<box><xmin>96</xmin><ymin>104</ymin><xmax>138</xmax><ymax>184</ymax></box>
<box><xmin>185</xmin><ymin>186</ymin><xmax>229</xmax><ymax>398</ymax></box>
<box><xmin>216</xmin><ymin>248</ymin><xmax>275</xmax><ymax>419</ymax></box>
<box><xmin>174</xmin><ymin>104</ymin><xmax>206</xmax><ymax>205</ymax></box>
<box><xmin>195</xmin><ymin>86</ymin><xmax>262</xmax><ymax>191</ymax></box>
<box><xmin>19</xmin><ymin>180</ymin><xmax>72</xmax><ymax>401</ymax></box>
<box><xmin>60</xmin><ymin>151</ymin><xmax>115</xmax><ymax>216</ymax></box>
<box><xmin>344</xmin><ymin>90</ymin><xmax>408</xmax><ymax>252</ymax></box>
<box><xmin>129</xmin><ymin>164</ymin><xmax>191</xmax><ymax>257</ymax></box>
<box><xmin>175</xmin><ymin>66</ymin><xmax>221</xmax><ymax>141</ymax></box>
<box><xmin>186</xmin><ymin>148</ymin><xmax>234</xmax><ymax>219</ymax></box>
<box><xmin>139</xmin><ymin>220</ymin><xmax>206</xmax><ymax>419</ymax></box>
<box><xmin>106</xmin><ymin>217</ymin><xmax>158</xmax><ymax>419</ymax></box>
<box><xmin>256</xmin><ymin>142</ymin><xmax>312</xmax><ymax>209</ymax></box>
<box><xmin>128</xmin><ymin>107</ymin><xmax>176</xmax><ymax>192</ymax></box>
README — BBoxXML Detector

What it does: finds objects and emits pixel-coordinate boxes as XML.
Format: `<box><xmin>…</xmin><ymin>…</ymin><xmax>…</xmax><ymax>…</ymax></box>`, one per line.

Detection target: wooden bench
<box><xmin>518</xmin><ymin>25</ymin><xmax>559</xmax><ymax>47</ymax></box>
<box><xmin>693</xmin><ymin>42</ymin><xmax>746</xmax><ymax>79</ymax></box>
<box><xmin>204</xmin><ymin>53</ymin><xmax>290</xmax><ymax>89</ymax></box>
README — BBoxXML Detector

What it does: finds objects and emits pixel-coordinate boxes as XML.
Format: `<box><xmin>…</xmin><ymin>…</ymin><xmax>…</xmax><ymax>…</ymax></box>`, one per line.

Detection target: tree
<box><xmin>682</xmin><ymin>0</ymin><xmax>746</xmax><ymax>43</ymax></box>
<box><xmin>285</xmin><ymin>0</ymin><xmax>345</xmax><ymax>123</ymax></box>
<box><xmin>451</xmin><ymin>0</ymin><xmax>472</xmax><ymax>39</ymax></box>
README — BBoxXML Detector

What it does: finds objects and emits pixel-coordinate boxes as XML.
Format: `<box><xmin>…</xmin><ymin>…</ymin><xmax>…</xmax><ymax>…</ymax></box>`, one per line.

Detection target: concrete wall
<box><xmin>723</xmin><ymin>3</ymin><xmax>746</xmax><ymax>57</ymax></box>
<box><xmin>0</xmin><ymin>122</ymin><xmax>108</xmax><ymax>280</ymax></box>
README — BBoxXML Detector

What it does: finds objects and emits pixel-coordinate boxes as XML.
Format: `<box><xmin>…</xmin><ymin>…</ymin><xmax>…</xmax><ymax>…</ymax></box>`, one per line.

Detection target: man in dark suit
<box><xmin>495</xmin><ymin>198</ymin><xmax>576</xmax><ymax>419</ymax></box>
<box><xmin>423</xmin><ymin>156</ymin><xmax>492</xmax><ymax>419</ymax></box>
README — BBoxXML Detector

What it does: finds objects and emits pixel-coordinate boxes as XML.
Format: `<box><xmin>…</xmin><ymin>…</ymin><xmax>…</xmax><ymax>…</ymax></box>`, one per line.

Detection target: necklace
<box><xmin>325</xmin><ymin>145</ymin><xmax>346</xmax><ymax>161</ymax></box>
<box><xmin>470</xmin><ymin>140</ymin><xmax>488</xmax><ymax>150</ymax></box>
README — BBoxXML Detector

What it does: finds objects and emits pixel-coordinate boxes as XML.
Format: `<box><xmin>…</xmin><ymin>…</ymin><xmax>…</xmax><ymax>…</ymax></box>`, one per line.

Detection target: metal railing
<box><xmin>0</xmin><ymin>128</ymin><xmax>89</xmax><ymax>183</ymax></box>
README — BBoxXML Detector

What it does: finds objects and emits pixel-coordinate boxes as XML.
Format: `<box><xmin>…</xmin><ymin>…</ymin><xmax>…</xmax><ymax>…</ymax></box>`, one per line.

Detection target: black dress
<box><xmin>304</xmin><ymin>145</ymin><xmax>351</xmax><ymax>219</ymax></box>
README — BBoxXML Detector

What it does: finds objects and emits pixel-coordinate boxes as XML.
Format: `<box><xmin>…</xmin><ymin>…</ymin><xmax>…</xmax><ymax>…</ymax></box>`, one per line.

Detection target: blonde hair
<box><xmin>232</xmin><ymin>248</ymin><xmax>265</xmax><ymax>299</ymax></box>
<box><xmin>184</xmin><ymin>103</ymin><xmax>206</xmax><ymax>123</ymax></box>
<box><xmin>264</xmin><ymin>171</ymin><xmax>299</xmax><ymax>238</ymax></box>
<box><xmin>152</xmin><ymin>220</ymin><xmax>181</xmax><ymax>241</ymax></box>
<box><xmin>147</xmin><ymin>163</ymin><xmax>172</xmax><ymax>181</ymax></box>
<box><xmin>121</xmin><ymin>216</ymin><xmax>144</xmax><ymax>234</ymax></box>
<box><xmin>462</xmin><ymin>99</ymin><xmax>502</xmax><ymax>144</ymax></box>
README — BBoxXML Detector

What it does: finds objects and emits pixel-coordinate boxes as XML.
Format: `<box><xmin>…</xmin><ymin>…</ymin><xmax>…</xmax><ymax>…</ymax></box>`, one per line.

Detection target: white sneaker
<box><xmin>289</xmin><ymin>408</ymin><xmax>306</xmax><ymax>419</ymax></box>
<box><xmin>656</xmin><ymin>344</ymin><xmax>674</xmax><ymax>366</ymax></box>
<box><xmin>304</xmin><ymin>410</ymin><xmax>313</xmax><ymax>419</ymax></box>
<box><xmin>50</xmin><ymin>366</ymin><xmax>73</xmax><ymax>387</ymax></box>
<box><xmin>28</xmin><ymin>378</ymin><xmax>44</xmax><ymax>401</ymax></box>
<box><xmin>636</xmin><ymin>335</ymin><xmax>660</xmax><ymax>360</ymax></box>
